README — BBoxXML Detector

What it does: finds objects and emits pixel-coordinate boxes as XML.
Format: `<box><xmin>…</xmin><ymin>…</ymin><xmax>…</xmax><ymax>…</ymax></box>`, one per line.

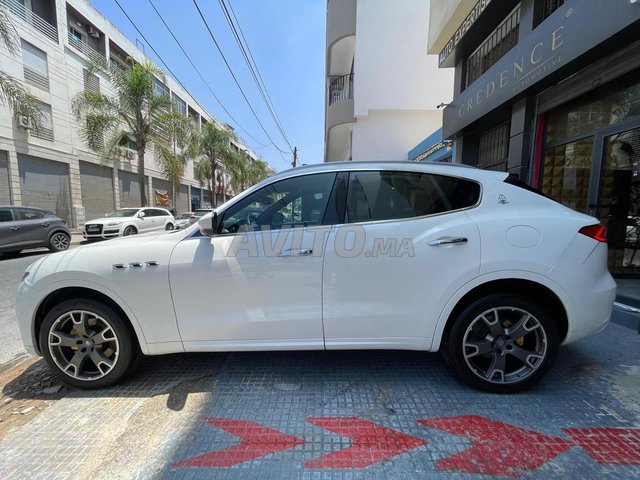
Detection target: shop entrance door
<box><xmin>592</xmin><ymin>124</ymin><xmax>640</xmax><ymax>277</ymax></box>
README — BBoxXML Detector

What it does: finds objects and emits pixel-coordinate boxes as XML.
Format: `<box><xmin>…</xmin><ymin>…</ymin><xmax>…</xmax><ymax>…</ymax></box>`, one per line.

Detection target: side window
<box><xmin>15</xmin><ymin>209</ymin><xmax>45</xmax><ymax>221</ymax></box>
<box><xmin>0</xmin><ymin>208</ymin><xmax>13</xmax><ymax>222</ymax></box>
<box><xmin>152</xmin><ymin>209</ymin><xmax>168</xmax><ymax>217</ymax></box>
<box><xmin>346</xmin><ymin>171</ymin><xmax>480</xmax><ymax>223</ymax></box>
<box><xmin>141</xmin><ymin>209</ymin><xmax>155</xmax><ymax>217</ymax></box>
<box><xmin>221</xmin><ymin>172</ymin><xmax>337</xmax><ymax>233</ymax></box>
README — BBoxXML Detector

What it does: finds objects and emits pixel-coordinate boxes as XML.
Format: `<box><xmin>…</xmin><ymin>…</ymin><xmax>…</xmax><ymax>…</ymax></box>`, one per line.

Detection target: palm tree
<box><xmin>155</xmin><ymin>110</ymin><xmax>199</xmax><ymax>209</ymax></box>
<box><xmin>194</xmin><ymin>122</ymin><xmax>234</xmax><ymax>207</ymax></box>
<box><xmin>224</xmin><ymin>150</ymin><xmax>271</xmax><ymax>192</ymax></box>
<box><xmin>72</xmin><ymin>61</ymin><xmax>172</xmax><ymax>206</ymax></box>
<box><xmin>0</xmin><ymin>7</ymin><xmax>43</xmax><ymax>125</ymax></box>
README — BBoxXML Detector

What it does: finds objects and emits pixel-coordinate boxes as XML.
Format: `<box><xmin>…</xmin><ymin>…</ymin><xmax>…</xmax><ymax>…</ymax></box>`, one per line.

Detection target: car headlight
<box><xmin>107</xmin><ymin>221</ymin><xmax>123</xmax><ymax>226</ymax></box>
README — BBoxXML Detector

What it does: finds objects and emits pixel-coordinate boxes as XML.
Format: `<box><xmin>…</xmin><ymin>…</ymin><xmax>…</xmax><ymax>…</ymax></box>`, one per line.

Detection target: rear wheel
<box><xmin>39</xmin><ymin>299</ymin><xmax>136</xmax><ymax>389</ymax></box>
<box><xmin>48</xmin><ymin>232</ymin><xmax>70</xmax><ymax>252</ymax></box>
<box><xmin>443</xmin><ymin>294</ymin><xmax>559</xmax><ymax>393</ymax></box>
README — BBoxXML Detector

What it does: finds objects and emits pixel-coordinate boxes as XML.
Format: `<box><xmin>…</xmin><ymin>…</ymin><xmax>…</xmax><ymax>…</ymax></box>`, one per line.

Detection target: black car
<box><xmin>0</xmin><ymin>206</ymin><xmax>71</xmax><ymax>254</ymax></box>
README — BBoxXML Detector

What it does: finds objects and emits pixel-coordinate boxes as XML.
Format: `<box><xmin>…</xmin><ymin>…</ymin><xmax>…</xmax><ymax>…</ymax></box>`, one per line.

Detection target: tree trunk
<box><xmin>211</xmin><ymin>162</ymin><xmax>217</xmax><ymax>208</ymax></box>
<box><xmin>209</xmin><ymin>178</ymin><xmax>213</xmax><ymax>209</ymax></box>
<box><xmin>138</xmin><ymin>149</ymin><xmax>147</xmax><ymax>206</ymax></box>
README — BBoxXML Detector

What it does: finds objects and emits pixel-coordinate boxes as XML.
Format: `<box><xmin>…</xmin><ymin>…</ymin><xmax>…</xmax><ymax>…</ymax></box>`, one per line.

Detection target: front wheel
<box><xmin>165</xmin><ymin>223</ymin><xmax>174</xmax><ymax>231</ymax></box>
<box><xmin>39</xmin><ymin>299</ymin><xmax>136</xmax><ymax>389</ymax></box>
<box><xmin>443</xmin><ymin>294</ymin><xmax>559</xmax><ymax>393</ymax></box>
<box><xmin>123</xmin><ymin>226</ymin><xmax>137</xmax><ymax>236</ymax></box>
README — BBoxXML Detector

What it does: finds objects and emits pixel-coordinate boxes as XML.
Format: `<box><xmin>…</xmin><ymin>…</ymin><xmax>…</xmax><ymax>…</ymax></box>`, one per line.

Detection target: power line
<box><xmin>146</xmin><ymin>0</ymin><xmax>268</xmax><ymax>148</ymax></box>
<box><xmin>218</xmin><ymin>0</ymin><xmax>293</xmax><ymax>152</ymax></box>
<box><xmin>191</xmin><ymin>0</ymin><xmax>291</xmax><ymax>155</ymax></box>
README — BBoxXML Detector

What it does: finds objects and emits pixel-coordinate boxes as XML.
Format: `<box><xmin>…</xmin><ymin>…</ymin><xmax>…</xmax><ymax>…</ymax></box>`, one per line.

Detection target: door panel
<box><xmin>0</xmin><ymin>208</ymin><xmax>15</xmax><ymax>249</ymax></box>
<box><xmin>323</xmin><ymin>212</ymin><xmax>480</xmax><ymax>349</ymax></box>
<box><xmin>170</xmin><ymin>227</ymin><xmax>329</xmax><ymax>349</ymax></box>
<box><xmin>12</xmin><ymin>208</ymin><xmax>47</xmax><ymax>247</ymax></box>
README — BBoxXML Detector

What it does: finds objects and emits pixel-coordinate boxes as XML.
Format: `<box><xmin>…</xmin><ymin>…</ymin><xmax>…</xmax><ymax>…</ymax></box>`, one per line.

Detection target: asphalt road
<box><xmin>0</xmin><ymin>248</ymin><xmax>73</xmax><ymax>365</ymax></box>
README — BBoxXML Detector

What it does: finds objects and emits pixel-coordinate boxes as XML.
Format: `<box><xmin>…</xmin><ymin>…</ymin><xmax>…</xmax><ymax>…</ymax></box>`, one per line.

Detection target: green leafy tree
<box><xmin>224</xmin><ymin>150</ymin><xmax>271</xmax><ymax>192</ymax></box>
<box><xmin>194</xmin><ymin>122</ymin><xmax>235</xmax><ymax>207</ymax></box>
<box><xmin>0</xmin><ymin>7</ymin><xmax>43</xmax><ymax>126</ymax></box>
<box><xmin>72</xmin><ymin>61</ymin><xmax>172</xmax><ymax>206</ymax></box>
<box><xmin>155</xmin><ymin>110</ymin><xmax>200</xmax><ymax>209</ymax></box>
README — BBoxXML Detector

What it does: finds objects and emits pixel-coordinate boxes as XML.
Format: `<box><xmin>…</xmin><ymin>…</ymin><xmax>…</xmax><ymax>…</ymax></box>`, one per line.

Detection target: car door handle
<box><xmin>279</xmin><ymin>248</ymin><xmax>313</xmax><ymax>257</ymax></box>
<box><xmin>428</xmin><ymin>237</ymin><xmax>468</xmax><ymax>246</ymax></box>
<box><xmin>10</xmin><ymin>226</ymin><xmax>20</xmax><ymax>231</ymax></box>
<box><xmin>41</xmin><ymin>223</ymin><xmax>49</xmax><ymax>227</ymax></box>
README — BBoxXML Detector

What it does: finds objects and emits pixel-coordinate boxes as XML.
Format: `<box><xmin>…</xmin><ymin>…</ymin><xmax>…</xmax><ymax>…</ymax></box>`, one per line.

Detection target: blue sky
<box><xmin>92</xmin><ymin>0</ymin><xmax>326</xmax><ymax>171</ymax></box>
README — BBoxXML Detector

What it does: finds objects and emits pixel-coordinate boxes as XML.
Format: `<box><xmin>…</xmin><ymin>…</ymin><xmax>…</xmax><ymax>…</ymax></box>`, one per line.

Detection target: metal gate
<box><xmin>119</xmin><ymin>169</ymin><xmax>145</xmax><ymax>208</ymax></box>
<box><xmin>177</xmin><ymin>184</ymin><xmax>189</xmax><ymax>212</ymax></box>
<box><xmin>79</xmin><ymin>161</ymin><xmax>114</xmax><ymax>221</ymax></box>
<box><xmin>18</xmin><ymin>154</ymin><xmax>71</xmax><ymax>223</ymax></box>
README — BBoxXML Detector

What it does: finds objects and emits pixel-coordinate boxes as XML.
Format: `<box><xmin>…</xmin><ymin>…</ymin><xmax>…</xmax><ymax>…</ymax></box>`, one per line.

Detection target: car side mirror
<box><xmin>198</xmin><ymin>211</ymin><xmax>218</xmax><ymax>237</ymax></box>
<box><xmin>138</xmin><ymin>212</ymin><xmax>145</xmax><ymax>218</ymax></box>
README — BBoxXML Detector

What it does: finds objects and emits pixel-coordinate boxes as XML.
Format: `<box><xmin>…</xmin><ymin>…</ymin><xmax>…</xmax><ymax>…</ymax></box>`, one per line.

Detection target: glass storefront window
<box><xmin>600</xmin><ymin>128</ymin><xmax>640</xmax><ymax>276</ymax></box>
<box><xmin>541</xmin><ymin>138</ymin><xmax>593</xmax><ymax>212</ymax></box>
<box><xmin>545</xmin><ymin>75</ymin><xmax>640</xmax><ymax>144</ymax></box>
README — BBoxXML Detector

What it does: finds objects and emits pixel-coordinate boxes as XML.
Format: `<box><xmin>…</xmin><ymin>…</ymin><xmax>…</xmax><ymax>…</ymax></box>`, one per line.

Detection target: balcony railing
<box><xmin>328</xmin><ymin>74</ymin><xmax>354</xmax><ymax>106</ymax></box>
<box><xmin>68</xmin><ymin>31</ymin><xmax>105</xmax><ymax>65</ymax></box>
<box><xmin>0</xmin><ymin>0</ymin><xmax>58</xmax><ymax>43</ymax></box>
<box><xmin>465</xmin><ymin>5</ymin><xmax>521</xmax><ymax>88</ymax></box>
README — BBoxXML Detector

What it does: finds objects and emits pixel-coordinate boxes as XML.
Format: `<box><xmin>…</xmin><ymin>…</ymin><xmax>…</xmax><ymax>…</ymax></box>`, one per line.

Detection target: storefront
<box><xmin>434</xmin><ymin>0</ymin><xmax>640</xmax><ymax>308</ymax></box>
<box><xmin>408</xmin><ymin>128</ymin><xmax>455</xmax><ymax>163</ymax></box>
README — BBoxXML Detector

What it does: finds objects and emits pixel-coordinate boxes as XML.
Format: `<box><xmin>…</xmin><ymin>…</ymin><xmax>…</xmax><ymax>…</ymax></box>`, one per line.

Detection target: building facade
<box><xmin>429</xmin><ymin>0</ymin><xmax>640</xmax><ymax>316</ymax></box>
<box><xmin>324</xmin><ymin>0</ymin><xmax>454</xmax><ymax>162</ymax></box>
<box><xmin>0</xmin><ymin>0</ymin><xmax>257</xmax><ymax>227</ymax></box>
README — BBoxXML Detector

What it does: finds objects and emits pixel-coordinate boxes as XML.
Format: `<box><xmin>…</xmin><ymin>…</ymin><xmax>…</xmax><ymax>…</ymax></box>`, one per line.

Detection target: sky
<box><xmin>92</xmin><ymin>0</ymin><xmax>327</xmax><ymax>172</ymax></box>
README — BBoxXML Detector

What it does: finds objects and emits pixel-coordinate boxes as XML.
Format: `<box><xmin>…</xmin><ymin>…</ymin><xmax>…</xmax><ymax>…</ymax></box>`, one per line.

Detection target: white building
<box><xmin>324</xmin><ymin>0</ymin><xmax>454</xmax><ymax>162</ymax></box>
<box><xmin>0</xmin><ymin>0</ymin><xmax>257</xmax><ymax>226</ymax></box>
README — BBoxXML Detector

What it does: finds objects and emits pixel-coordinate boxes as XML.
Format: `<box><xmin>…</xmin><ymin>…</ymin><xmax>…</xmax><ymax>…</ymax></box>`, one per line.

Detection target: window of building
<box><xmin>477</xmin><ymin>122</ymin><xmax>511</xmax><ymax>171</ymax></box>
<box><xmin>83</xmin><ymin>69</ymin><xmax>100</xmax><ymax>92</ymax></box>
<box><xmin>542</xmin><ymin>0</ymin><xmax>566</xmax><ymax>22</ymax></box>
<box><xmin>465</xmin><ymin>4</ymin><xmax>521</xmax><ymax>89</ymax></box>
<box><xmin>172</xmin><ymin>93</ymin><xmax>187</xmax><ymax>115</ymax></box>
<box><xmin>345</xmin><ymin>171</ymin><xmax>480</xmax><ymax>223</ymax></box>
<box><xmin>21</xmin><ymin>39</ymin><xmax>49</xmax><ymax>91</ymax></box>
<box><xmin>153</xmin><ymin>77</ymin><xmax>169</xmax><ymax>98</ymax></box>
<box><xmin>31</xmin><ymin>103</ymin><xmax>54</xmax><ymax>141</ymax></box>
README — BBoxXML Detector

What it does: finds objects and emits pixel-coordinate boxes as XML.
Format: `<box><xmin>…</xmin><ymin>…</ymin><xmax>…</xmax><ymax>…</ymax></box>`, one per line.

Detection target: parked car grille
<box><xmin>85</xmin><ymin>224</ymin><xmax>103</xmax><ymax>234</ymax></box>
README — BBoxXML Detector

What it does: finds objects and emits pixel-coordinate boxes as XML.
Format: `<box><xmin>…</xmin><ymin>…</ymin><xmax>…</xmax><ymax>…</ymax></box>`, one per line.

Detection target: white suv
<box><xmin>83</xmin><ymin>207</ymin><xmax>175</xmax><ymax>240</ymax></box>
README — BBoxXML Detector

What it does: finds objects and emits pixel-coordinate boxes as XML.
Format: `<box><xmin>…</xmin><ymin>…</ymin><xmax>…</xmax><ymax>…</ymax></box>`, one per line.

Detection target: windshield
<box><xmin>104</xmin><ymin>208</ymin><xmax>139</xmax><ymax>218</ymax></box>
<box><xmin>175</xmin><ymin>213</ymin><xmax>192</xmax><ymax>220</ymax></box>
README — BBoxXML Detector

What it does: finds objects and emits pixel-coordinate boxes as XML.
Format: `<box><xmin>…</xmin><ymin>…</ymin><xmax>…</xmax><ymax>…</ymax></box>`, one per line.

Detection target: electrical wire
<box><xmin>218</xmin><ymin>0</ymin><xmax>293</xmax><ymax>152</ymax></box>
<box><xmin>146</xmin><ymin>0</ymin><xmax>268</xmax><ymax>148</ymax></box>
<box><xmin>191</xmin><ymin>0</ymin><xmax>291</xmax><ymax>155</ymax></box>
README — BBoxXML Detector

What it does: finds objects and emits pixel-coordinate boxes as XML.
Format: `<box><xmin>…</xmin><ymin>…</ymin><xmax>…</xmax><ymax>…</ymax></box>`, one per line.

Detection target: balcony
<box><xmin>0</xmin><ymin>0</ymin><xmax>58</xmax><ymax>43</ymax></box>
<box><xmin>328</xmin><ymin>74</ymin><xmax>353</xmax><ymax>106</ymax></box>
<box><xmin>67</xmin><ymin>30</ymin><xmax>105</xmax><ymax>64</ymax></box>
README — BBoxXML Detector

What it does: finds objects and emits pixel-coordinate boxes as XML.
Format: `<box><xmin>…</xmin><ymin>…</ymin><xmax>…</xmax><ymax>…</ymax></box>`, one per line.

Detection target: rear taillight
<box><xmin>578</xmin><ymin>224</ymin><xmax>607</xmax><ymax>242</ymax></box>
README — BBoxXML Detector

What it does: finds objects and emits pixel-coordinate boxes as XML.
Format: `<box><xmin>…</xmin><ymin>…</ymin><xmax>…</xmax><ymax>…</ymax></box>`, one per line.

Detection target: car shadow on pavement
<box><xmin>0</xmin><ymin>250</ymin><xmax>49</xmax><ymax>261</ymax></box>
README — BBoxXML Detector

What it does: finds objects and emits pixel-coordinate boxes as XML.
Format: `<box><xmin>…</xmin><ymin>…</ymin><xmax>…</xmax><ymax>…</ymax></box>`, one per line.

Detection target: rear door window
<box><xmin>15</xmin><ymin>208</ymin><xmax>46</xmax><ymax>221</ymax></box>
<box><xmin>346</xmin><ymin>171</ymin><xmax>480</xmax><ymax>223</ymax></box>
<box><xmin>0</xmin><ymin>208</ymin><xmax>13</xmax><ymax>222</ymax></box>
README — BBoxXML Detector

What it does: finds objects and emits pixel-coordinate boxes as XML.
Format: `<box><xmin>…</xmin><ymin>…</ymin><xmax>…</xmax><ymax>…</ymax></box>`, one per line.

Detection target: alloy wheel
<box><xmin>47</xmin><ymin>310</ymin><xmax>119</xmax><ymax>381</ymax></box>
<box><xmin>51</xmin><ymin>233</ymin><xmax>69</xmax><ymax>251</ymax></box>
<box><xmin>462</xmin><ymin>307</ymin><xmax>547</xmax><ymax>384</ymax></box>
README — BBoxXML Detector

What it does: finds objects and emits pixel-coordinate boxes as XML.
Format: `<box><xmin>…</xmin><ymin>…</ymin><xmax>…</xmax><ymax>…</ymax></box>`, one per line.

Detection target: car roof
<box><xmin>266</xmin><ymin>161</ymin><xmax>508</xmax><ymax>184</ymax></box>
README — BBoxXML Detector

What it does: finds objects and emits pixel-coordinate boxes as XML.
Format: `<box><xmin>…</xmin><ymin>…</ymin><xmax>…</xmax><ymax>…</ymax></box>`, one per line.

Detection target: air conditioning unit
<box><xmin>124</xmin><ymin>149</ymin><xmax>136</xmax><ymax>160</ymax></box>
<box><xmin>16</xmin><ymin>115</ymin><xmax>32</xmax><ymax>129</ymax></box>
<box><xmin>87</xmin><ymin>26</ymin><xmax>100</xmax><ymax>38</ymax></box>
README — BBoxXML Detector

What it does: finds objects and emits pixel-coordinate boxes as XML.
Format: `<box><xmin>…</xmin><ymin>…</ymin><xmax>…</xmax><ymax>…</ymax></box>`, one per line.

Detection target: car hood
<box><xmin>84</xmin><ymin>217</ymin><xmax>135</xmax><ymax>225</ymax></box>
<box><xmin>26</xmin><ymin>230</ymin><xmax>190</xmax><ymax>286</ymax></box>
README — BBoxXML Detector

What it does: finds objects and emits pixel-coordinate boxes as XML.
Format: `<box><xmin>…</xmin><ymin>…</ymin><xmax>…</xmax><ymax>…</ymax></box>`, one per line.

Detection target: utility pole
<box><xmin>292</xmin><ymin>147</ymin><xmax>298</xmax><ymax>168</ymax></box>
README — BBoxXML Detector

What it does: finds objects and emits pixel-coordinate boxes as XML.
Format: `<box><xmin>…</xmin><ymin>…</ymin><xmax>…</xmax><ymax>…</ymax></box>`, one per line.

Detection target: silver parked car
<box><xmin>0</xmin><ymin>206</ymin><xmax>71</xmax><ymax>254</ymax></box>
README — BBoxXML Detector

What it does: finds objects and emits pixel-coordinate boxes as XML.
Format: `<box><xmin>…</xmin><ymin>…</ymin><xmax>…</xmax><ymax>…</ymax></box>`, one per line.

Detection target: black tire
<box><xmin>123</xmin><ymin>226</ymin><xmax>137</xmax><ymax>236</ymax></box>
<box><xmin>48</xmin><ymin>232</ymin><xmax>70</xmax><ymax>252</ymax></box>
<box><xmin>39</xmin><ymin>299</ymin><xmax>137</xmax><ymax>389</ymax></box>
<box><xmin>443</xmin><ymin>294</ymin><xmax>559</xmax><ymax>393</ymax></box>
<box><xmin>165</xmin><ymin>223</ymin><xmax>174</xmax><ymax>231</ymax></box>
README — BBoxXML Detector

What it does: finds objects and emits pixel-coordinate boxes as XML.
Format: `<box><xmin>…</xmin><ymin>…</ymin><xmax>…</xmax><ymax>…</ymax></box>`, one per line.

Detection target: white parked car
<box><xmin>173</xmin><ymin>212</ymin><xmax>194</xmax><ymax>230</ymax></box>
<box><xmin>17</xmin><ymin>162</ymin><xmax>616</xmax><ymax>392</ymax></box>
<box><xmin>83</xmin><ymin>207</ymin><xmax>175</xmax><ymax>240</ymax></box>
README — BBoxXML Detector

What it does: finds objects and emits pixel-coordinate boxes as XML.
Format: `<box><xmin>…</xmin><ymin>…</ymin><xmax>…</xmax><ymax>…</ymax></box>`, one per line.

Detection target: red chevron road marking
<box><xmin>418</xmin><ymin>415</ymin><xmax>573</xmax><ymax>477</ymax></box>
<box><xmin>563</xmin><ymin>427</ymin><xmax>640</xmax><ymax>466</ymax></box>
<box><xmin>304</xmin><ymin>417</ymin><xmax>427</xmax><ymax>468</ymax></box>
<box><xmin>173</xmin><ymin>418</ymin><xmax>304</xmax><ymax>467</ymax></box>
